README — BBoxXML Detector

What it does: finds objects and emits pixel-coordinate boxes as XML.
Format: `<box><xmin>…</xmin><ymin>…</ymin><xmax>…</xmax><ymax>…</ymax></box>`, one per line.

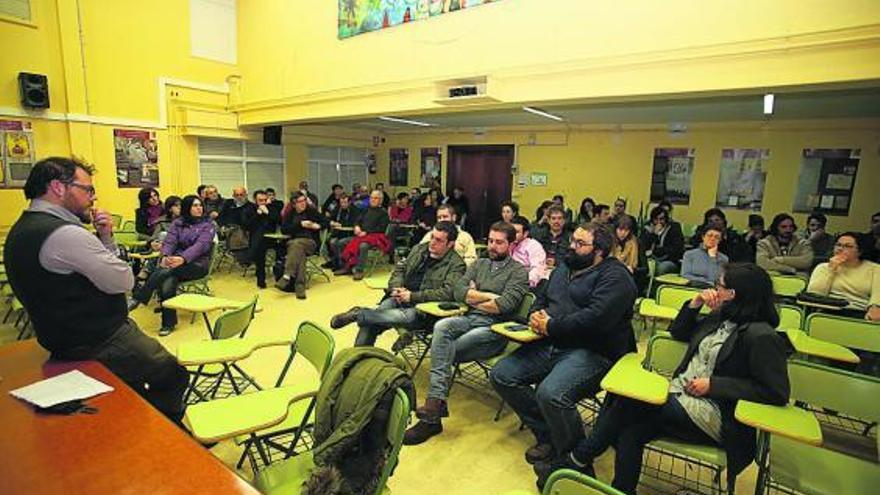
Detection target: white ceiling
<box><xmin>300</xmin><ymin>87</ymin><xmax>880</xmax><ymax>133</ymax></box>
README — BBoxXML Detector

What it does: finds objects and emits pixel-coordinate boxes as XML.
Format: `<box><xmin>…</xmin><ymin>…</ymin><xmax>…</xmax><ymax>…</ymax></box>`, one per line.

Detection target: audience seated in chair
<box><xmin>743</xmin><ymin>214</ymin><xmax>767</xmax><ymax>263</ymax></box>
<box><xmin>277</xmin><ymin>191</ymin><xmax>327</xmax><ymax>298</ymax></box>
<box><xmin>321</xmin><ymin>183</ymin><xmax>345</xmax><ymax>219</ymax></box>
<box><xmin>807</xmin><ymin>231</ymin><xmax>879</xmax><ymax>321</ymax></box>
<box><xmin>444</xmin><ymin>186</ymin><xmax>470</xmax><ymax>228</ymax></box>
<box><xmin>330</xmin><ymin>221</ymin><xmax>467</xmax><ymax>347</ymax></box>
<box><xmin>243</xmin><ymin>189</ymin><xmax>280</xmax><ymax>289</ymax></box>
<box><xmin>534</xmin><ymin>205</ymin><xmax>573</xmax><ymax>270</ymax></box>
<box><xmin>500</xmin><ymin>200</ymin><xmax>520</xmax><ymax>224</ymax></box>
<box><xmin>681</xmin><ymin>226</ymin><xmax>728</xmax><ymax>287</ymax></box>
<box><xmin>134</xmin><ymin>187</ymin><xmax>163</xmax><ymax>237</ymax></box>
<box><xmin>404</xmin><ymin>222</ymin><xmax>529</xmax><ymax>445</ymax></box>
<box><xmin>130</xmin><ymin>194</ymin><xmax>216</xmax><ymax>336</ymax></box>
<box><xmin>325</xmin><ymin>194</ymin><xmax>359</xmax><ymax>270</ymax></box>
<box><xmin>335</xmin><ymin>190</ymin><xmax>391</xmax><ymax>281</ymax></box>
<box><xmin>539</xmin><ymin>263</ymin><xmax>790</xmax><ymax>494</ymax></box>
<box><xmin>691</xmin><ymin>208</ymin><xmax>751</xmax><ymax>263</ymax></box>
<box><xmin>640</xmin><ymin>206</ymin><xmax>684</xmax><ymax>276</ymax></box>
<box><xmin>490</xmin><ymin>222</ymin><xmax>637</xmax><ymax>473</ymax></box>
<box><xmin>756</xmin><ymin>213</ymin><xmax>814</xmax><ymax>275</ymax></box>
<box><xmin>576</xmin><ymin>197</ymin><xmax>595</xmax><ymax>225</ymax></box>
<box><xmin>803</xmin><ymin>212</ymin><xmax>835</xmax><ymax>267</ymax></box>
<box><xmin>510</xmin><ymin>215</ymin><xmax>548</xmax><ymax>289</ymax></box>
<box><xmin>611</xmin><ymin>215</ymin><xmax>639</xmax><ymax>273</ymax></box>
<box><xmin>419</xmin><ymin>204</ymin><xmax>477</xmax><ymax>266</ymax></box>
<box><xmin>197</xmin><ymin>184</ymin><xmax>223</xmax><ymax>221</ymax></box>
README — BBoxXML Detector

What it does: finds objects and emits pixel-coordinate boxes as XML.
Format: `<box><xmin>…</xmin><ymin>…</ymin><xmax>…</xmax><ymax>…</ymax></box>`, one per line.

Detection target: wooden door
<box><xmin>447</xmin><ymin>145</ymin><xmax>514</xmax><ymax>240</ymax></box>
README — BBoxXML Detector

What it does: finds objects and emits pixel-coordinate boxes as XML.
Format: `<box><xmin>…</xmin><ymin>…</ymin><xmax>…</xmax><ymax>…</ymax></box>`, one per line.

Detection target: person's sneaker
<box><xmin>257</xmin><ymin>280</ymin><xmax>267</xmax><ymax>289</ymax></box>
<box><xmin>127</xmin><ymin>297</ymin><xmax>141</xmax><ymax>312</ymax></box>
<box><xmin>391</xmin><ymin>332</ymin><xmax>414</xmax><ymax>353</ymax></box>
<box><xmin>352</xmin><ymin>270</ymin><xmax>365</xmax><ymax>281</ymax></box>
<box><xmin>330</xmin><ymin>306</ymin><xmax>362</xmax><ymax>329</ymax></box>
<box><xmin>525</xmin><ymin>442</ymin><xmax>555</xmax><ymax>464</ymax></box>
<box><xmin>158</xmin><ymin>326</ymin><xmax>175</xmax><ymax>337</ymax></box>
<box><xmin>415</xmin><ymin>398</ymin><xmax>449</xmax><ymax>421</ymax></box>
<box><xmin>402</xmin><ymin>420</ymin><xmax>443</xmax><ymax>445</ymax></box>
<box><xmin>534</xmin><ymin>452</ymin><xmax>595</xmax><ymax>491</ymax></box>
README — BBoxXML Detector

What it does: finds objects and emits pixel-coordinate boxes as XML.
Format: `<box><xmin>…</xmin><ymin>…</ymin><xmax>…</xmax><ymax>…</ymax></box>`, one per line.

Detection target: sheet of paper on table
<box><xmin>9</xmin><ymin>369</ymin><xmax>114</xmax><ymax>408</ymax></box>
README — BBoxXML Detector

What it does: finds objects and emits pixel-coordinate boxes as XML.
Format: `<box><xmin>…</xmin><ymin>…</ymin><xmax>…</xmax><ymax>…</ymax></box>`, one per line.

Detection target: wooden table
<box><xmin>0</xmin><ymin>340</ymin><xmax>258</xmax><ymax>494</ymax></box>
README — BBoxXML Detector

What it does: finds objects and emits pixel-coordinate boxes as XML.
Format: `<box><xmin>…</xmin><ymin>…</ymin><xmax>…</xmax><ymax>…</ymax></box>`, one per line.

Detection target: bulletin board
<box><xmin>792</xmin><ymin>148</ymin><xmax>860</xmax><ymax>216</ymax></box>
<box><xmin>0</xmin><ymin>119</ymin><xmax>36</xmax><ymax>188</ymax></box>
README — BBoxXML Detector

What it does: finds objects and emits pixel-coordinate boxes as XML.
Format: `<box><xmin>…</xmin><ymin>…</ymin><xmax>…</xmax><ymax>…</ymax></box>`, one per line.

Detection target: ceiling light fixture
<box><xmin>378</xmin><ymin>116</ymin><xmax>433</xmax><ymax>127</ymax></box>
<box><xmin>763</xmin><ymin>93</ymin><xmax>775</xmax><ymax>115</ymax></box>
<box><xmin>522</xmin><ymin>106</ymin><xmax>564</xmax><ymax>122</ymax></box>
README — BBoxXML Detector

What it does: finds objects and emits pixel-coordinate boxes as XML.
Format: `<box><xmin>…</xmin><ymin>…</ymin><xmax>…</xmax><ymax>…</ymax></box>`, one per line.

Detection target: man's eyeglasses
<box><xmin>835</xmin><ymin>242</ymin><xmax>857</xmax><ymax>249</ymax></box>
<box><xmin>66</xmin><ymin>182</ymin><xmax>96</xmax><ymax>196</ymax></box>
<box><xmin>571</xmin><ymin>239</ymin><xmax>593</xmax><ymax>249</ymax></box>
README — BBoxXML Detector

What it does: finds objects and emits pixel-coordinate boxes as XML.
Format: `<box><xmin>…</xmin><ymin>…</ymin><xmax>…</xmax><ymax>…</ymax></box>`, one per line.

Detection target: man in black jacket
<box><xmin>277</xmin><ymin>191</ymin><xmax>327</xmax><ymax>298</ymax></box>
<box><xmin>243</xmin><ymin>190</ymin><xmax>281</xmax><ymax>288</ymax></box>
<box><xmin>491</xmin><ymin>222</ymin><xmax>637</xmax><ymax>465</ymax></box>
<box><xmin>329</xmin><ymin>222</ymin><xmax>467</xmax><ymax>346</ymax></box>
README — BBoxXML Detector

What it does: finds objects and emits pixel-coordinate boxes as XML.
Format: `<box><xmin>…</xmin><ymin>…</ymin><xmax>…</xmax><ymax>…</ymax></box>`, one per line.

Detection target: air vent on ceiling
<box><xmin>433</xmin><ymin>76</ymin><xmax>500</xmax><ymax>106</ymax></box>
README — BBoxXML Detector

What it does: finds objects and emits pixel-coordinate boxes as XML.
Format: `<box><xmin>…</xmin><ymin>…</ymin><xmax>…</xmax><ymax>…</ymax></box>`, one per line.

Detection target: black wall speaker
<box><xmin>18</xmin><ymin>72</ymin><xmax>50</xmax><ymax>109</ymax></box>
<box><xmin>263</xmin><ymin>126</ymin><xmax>282</xmax><ymax>145</ymax></box>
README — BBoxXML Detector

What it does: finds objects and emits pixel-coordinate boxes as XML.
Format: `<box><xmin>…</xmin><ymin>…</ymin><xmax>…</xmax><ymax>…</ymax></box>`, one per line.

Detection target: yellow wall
<box><xmin>380</xmin><ymin>119</ymin><xmax>880</xmax><ymax>233</ymax></box>
<box><xmin>235</xmin><ymin>0</ymin><xmax>880</xmax><ymax>124</ymax></box>
<box><xmin>0</xmin><ymin>0</ymin><xmax>237</xmax><ymax>226</ymax></box>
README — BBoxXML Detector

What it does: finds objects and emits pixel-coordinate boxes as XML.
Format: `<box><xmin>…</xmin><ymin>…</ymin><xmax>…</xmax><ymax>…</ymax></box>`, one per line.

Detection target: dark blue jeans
<box><xmin>354</xmin><ymin>297</ymin><xmax>426</xmax><ymax>346</ymax></box>
<box><xmin>573</xmin><ymin>394</ymin><xmax>717</xmax><ymax>495</ymax></box>
<box><xmin>490</xmin><ymin>341</ymin><xmax>611</xmax><ymax>454</ymax></box>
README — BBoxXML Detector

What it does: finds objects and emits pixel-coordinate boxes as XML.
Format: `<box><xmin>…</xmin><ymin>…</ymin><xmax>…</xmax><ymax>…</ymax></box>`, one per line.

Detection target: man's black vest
<box><xmin>3</xmin><ymin>211</ymin><xmax>127</xmax><ymax>354</ymax></box>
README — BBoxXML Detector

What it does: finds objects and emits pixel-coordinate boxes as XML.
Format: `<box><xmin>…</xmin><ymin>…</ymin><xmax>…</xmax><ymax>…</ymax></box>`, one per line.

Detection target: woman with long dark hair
<box><xmin>576</xmin><ymin>197</ymin><xmax>595</xmax><ymax>224</ymax></box>
<box><xmin>129</xmin><ymin>195</ymin><xmax>215</xmax><ymax>336</ymax></box>
<box><xmin>135</xmin><ymin>187</ymin><xmax>163</xmax><ymax>236</ymax></box>
<box><xmin>536</xmin><ymin>263</ymin><xmax>790</xmax><ymax>494</ymax></box>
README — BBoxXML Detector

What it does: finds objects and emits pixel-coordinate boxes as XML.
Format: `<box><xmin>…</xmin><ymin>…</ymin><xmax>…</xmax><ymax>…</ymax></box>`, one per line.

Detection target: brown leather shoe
<box><xmin>415</xmin><ymin>398</ymin><xmax>449</xmax><ymax>421</ymax></box>
<box><xmin>402</xmin><ymin>420</ymin><xmax>443</xmax><ymax>445</ymax></box>
<box><xmin>525</xmin><ymin>442</ymin><xmax>555</xmax><ymax>464</ymax></box>
<box><xmin>330</xmin><ymin>306</ymin><xmax>362</xmax><ymax>329</ymax></box>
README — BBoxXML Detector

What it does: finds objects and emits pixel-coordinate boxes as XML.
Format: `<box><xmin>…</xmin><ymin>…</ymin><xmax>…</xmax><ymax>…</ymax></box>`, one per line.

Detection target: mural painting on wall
<box><xmin>390</xmin><ymin>148</ymin><xmax>409</xmax><ymax>186</ymax></box>
<box><xmin>420</xmin><ymin>147</ymin><xmax>442</xmax><ymax>188</ymax></box>
<box><xmin>0</xmin><ymin>119</ymin><xmax>36</xmax><ymax>188</ymax></box>
<box><xmin>114</xmin><ymin>129</ymin><xmax>159</xmax><ymax>188</ymax></box>
<box><xmin>649</xmin><ymin>148</ymin><xmax>695</xmax><ymax>205</ymax></box>
<box><xmin>715</xmin><ymin>148</ymin><xmax>769</xmax><ymax>211</ymax></box>
<box><xmin>793</xmin><ymin>148</ymin><xmax>860</xmax><ymax>216</ymax></box>
<box><xmin>338</xmin><ymin>0</ymin><xmax>505</xmax><ymax>39</ymax></box>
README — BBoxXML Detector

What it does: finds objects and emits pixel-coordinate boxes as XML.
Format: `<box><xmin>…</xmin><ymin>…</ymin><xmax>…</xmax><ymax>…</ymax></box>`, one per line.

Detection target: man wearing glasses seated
<box><xmin>4</xmin><ymin>157</ymin><xmax>188</xmax><ymax>423</ymax></box>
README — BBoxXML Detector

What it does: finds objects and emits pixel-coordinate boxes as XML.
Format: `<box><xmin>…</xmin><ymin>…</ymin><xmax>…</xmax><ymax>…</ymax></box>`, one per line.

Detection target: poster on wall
<box><xmin>793</xmin><ymin>148</ymin><xmax>860</xmax><ymax>216</ymax></box>
<box><xmin>338</xmin><ymin>0</ymin><xmax>506</xmax><ymax>39</ymax></box>
<box><xmin>420</xmin><ymin>147</ymin><xmax>442</xmax><ymax>188</ymax></box>
<box><xmin>389</xmin><ymin>148</ymin><xmax>409</xmax><ymax>186</ymax></box>
<box><xmin>0</xmin><ymin>119</ymin><xmax>36</xmax><ymax>188</ymax></box>
<box><xmin>649</xmin><ymin>148</ymin><xmax>695</xmax><ymax>205</ymax></box>
<box><xmin>715</xmin><ymin>148</ymin><xmax>769</xmax><ymax>211</ymax></box>
<box><xmin>114</xmin><ymin>129</ymin><xmax>159</xmax><ymax>188</ymax></box>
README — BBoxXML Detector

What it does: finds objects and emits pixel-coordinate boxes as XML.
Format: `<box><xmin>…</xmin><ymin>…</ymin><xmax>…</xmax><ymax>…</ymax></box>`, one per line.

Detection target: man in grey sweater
<box><xmin>404</xmin><ymin>221</ymin><xmax>529</xmax><ymax>445</ymax></box>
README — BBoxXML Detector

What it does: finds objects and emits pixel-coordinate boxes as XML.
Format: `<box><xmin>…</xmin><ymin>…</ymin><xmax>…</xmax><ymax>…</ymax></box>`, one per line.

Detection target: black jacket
<box><xmin>668</xmin><ymin>303</ymin><xmax>790</xmax><ymax>477</ymax></box>
<box><xmin>242</xmin><ymin>203</ymin><xmax>280</xmax><ymax>240</ymax></box>
<box><xmin>281</xmin><ymin>206</ymin><xmax>327</xmax><ymax>244</ymax></box>
<box><xmin>218</xmin><ymin>199</ymin><xmax>250</xmax><ymax>227</ymax></box>
<box><xmin>639</xmin><ymin>222</ymin><xmax>685</xmax><ymax>263</ymax></box>
<box><xmin>534</xmin><ymin>257</ymin><xmax>637</xmax><ymax>361</ymax></box>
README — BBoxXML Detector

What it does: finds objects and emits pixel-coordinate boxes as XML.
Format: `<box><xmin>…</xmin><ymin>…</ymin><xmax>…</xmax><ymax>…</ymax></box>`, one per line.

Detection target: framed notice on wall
<box><xmin>650</xmin><ymin>148</ymin><xmax>695</xmax><ymax>205</ymax></box>
<box><xmin>715</xmin><ymin>148</ymin><xmax>769</xmax><ymax>211</ymax></box>
<box><xmin>114</xmin><ymin>129</ymin><xmax>159</xmax><ymax>188</ymax></box>
<box><xmin>420</xmin><ymin>147</ymin><xmax>442</xmax><ymax>188</ymax></box>
<box><xmin>389</xmin><ymin>148</ymin><xmax>408</xmax><ymax>186</ymax></box>
<box><xmin>0</xmin><ymin>119</ymin><xmax>36</xmax><ymax>188</ymax></box>
<box><xmin>792</xmin><ymin>148</ymin><xmax>860</xmax><ymax>216</ymax></box>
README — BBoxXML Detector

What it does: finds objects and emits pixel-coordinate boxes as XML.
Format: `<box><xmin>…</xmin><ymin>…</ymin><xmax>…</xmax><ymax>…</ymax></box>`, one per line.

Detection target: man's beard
<box><xmin>488</xmin><ymin>250</ymin><xmax>508</xmax><ymax>261</ymax></box>
<box><xmin>564</xmin><ymin>250</ymin><xmax>595</xmax><ymax>271</ymax></box>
